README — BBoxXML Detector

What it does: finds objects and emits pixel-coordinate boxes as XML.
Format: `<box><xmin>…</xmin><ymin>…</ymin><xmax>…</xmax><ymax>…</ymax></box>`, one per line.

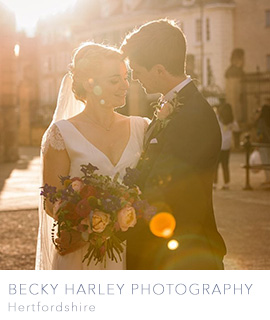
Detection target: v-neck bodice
<box><xmin>55</xmin><ymin>116</ymin><xmax>145</xmax><ymax>180</ymax></box>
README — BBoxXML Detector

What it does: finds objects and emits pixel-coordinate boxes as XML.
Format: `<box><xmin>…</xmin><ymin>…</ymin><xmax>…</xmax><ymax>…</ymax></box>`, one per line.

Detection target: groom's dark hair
<box><xmin>120</xmin><ymin>19</ymin><xmax>187</xmax><ymax>76</ymax></box>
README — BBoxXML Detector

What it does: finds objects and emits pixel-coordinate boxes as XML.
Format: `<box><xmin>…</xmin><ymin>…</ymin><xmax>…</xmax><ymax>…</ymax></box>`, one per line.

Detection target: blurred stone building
<box><xmin>0</xmin><ymin>3</ymin><xmax>18</xmax><ymax>162</ymax></box>
<box><xmin>36</xmin><ymin>0</ymin><xmax>236</xmax><ymax>121</ymax></box>
<box><xmin>226</xmin><ymin>0</ymin><xmax>270</xmax><ymax>126</ymax></box>
<box><xmin>12</xmin><ymin>0</ymin><xmax>270</xmax><ymax>147</ymax></box>
<box><xmin>15</xmin><ymin>33</ymin><xmax>39</xmax><ymax>146</ymax></box>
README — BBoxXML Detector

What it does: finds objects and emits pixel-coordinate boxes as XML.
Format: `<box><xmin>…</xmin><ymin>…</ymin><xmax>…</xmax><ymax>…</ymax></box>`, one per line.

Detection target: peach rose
<box><xmin>71</xmin><ymin>179</ymin><xmax>84</xmax><ymax>192</ymax></box>
<box><xmin>117</xmin><ymin>206</ymin><xmax>137</xmax><ymax>232</ymax></box>
<box><xmin>92</xmin><ymin>210</ymin><xmax>110</xmax><ymax>233</ymax></box>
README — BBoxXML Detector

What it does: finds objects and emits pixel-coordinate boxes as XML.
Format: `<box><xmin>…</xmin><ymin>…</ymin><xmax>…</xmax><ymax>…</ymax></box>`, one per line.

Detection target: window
<box><xmin>267</xmin><ymin>54</ymin><xmax>270</xmax><ymax>72</ymax></box>
<box><xmin>41</xmin><ymin>79</ymin><xmax>54</xmax><ymax>104</ymax></box>
<box><xmin>56</xmin><ymin>52</ymin><xmax>70</xmax><ymax>73</ymax></box>
<box><xmin>206</xmin><ymin>18</ymin><xmax>210</xmax><ymax>41</ymax></box>
<box><xmin>196</xmin><ymin>19</ymin><xmax>202</xmax><ymax>42</ymax></box>
<box><xmin>43</xmin><ymin>55</ymin><xmax>54</xmax><ymax>74</ymax></box>
<box><xmin>207</xmin><ymin>58</ymin><xmax>213</xmax><ymax>86</ymax></box>
<box><xmin>266</xmin><ymin>10</ymin><xmax>270</xmax><ymax>27</ymax></box>
<box><xmin>183</xmin><ymin>0</ymin><xmax>195</xmax><ymax>5</ymax></box>
<box><xmin>47</xmin><ymin>56</ymin><xmax>53</xmax><ymax>73</ymax></box>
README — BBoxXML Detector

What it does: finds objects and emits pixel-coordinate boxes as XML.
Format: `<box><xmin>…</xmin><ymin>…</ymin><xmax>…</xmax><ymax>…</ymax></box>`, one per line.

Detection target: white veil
<box><xmin>35</xmin><ymin>73</ymin><xmax>85</xmax><ymax>270</ymax></box>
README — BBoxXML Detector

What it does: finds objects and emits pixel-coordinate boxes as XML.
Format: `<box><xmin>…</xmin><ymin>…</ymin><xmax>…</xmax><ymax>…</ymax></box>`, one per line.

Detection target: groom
<box><xmin>121</xmin><ymin>19</ymin><xmax>227</xmax><ymax>270</ymax></box>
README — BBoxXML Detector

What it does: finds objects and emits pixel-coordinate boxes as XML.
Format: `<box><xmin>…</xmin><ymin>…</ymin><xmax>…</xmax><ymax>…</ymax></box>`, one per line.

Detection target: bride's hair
<box><xmin>69</xmin><ymin>42</ymin><xmax>122</xmax><ymax>104</ymax></box>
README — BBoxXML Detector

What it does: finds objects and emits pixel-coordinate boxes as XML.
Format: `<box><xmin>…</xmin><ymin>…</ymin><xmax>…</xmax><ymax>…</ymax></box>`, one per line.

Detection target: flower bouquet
<box><xmin>41</xmin><ymin>163</ymin><xmax>156</xmax><ymax>267</ymax></box>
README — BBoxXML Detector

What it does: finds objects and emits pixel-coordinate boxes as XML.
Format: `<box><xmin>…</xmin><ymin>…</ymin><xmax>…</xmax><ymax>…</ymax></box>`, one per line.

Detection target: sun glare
<box><xmin>167</xmin><ymin>240</ymin><xmax>179</xmax><ymax>251</ymax></box>
<box><xmin>14</xmin><ymin>44</ymin><xmax>20</xmax><ymax>57</ymax></box>
<box><xmin>1</xmin><ymin>0</ymin><xmax>77</xmax><ymax>36</ymax></box>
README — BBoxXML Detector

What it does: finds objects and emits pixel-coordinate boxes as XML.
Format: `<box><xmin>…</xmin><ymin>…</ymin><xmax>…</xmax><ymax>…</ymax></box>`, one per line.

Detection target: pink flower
<box><xmin>156</xmin><ymin>102</ymin><xmax>174</xmax><ymax>120</ymax></box>
<box><xmin>71</xmin><ymin>179</ymin><xmax>84</xmax><ymax>192</ymax></box>
<box><xmin>117</xmin><ymin>205</ymin><xmax>137</xmax><ymax>232</ymax></box>
<box><xmin>52</xmin><ymin>200</ymin><xmax>62</xmax><ymax>216</ymax></box>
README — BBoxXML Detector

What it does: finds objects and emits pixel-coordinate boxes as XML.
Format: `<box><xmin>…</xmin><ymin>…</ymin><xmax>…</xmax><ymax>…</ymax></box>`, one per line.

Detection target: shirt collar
<box><xmin>163</xmin><ymin>76</ymin><xmax>192</xmax><ymax>102</ymax></box>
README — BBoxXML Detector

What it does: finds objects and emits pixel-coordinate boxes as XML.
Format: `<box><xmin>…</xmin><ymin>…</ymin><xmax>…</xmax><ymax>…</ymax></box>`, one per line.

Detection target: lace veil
<box><xmin>35</xmin><ymin>73</ymin><xmax>85</xmax><ymax>269</ymax></box>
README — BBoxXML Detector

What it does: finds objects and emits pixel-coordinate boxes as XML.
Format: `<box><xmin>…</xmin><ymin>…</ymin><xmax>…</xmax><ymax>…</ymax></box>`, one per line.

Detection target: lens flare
<box><xmin>149</xmin><ymin>212</ymin><xmax>176</xmax><ymax>238</ymax></box>
<box><xmin>93</xmin><ymin>85</ymin><xmax>102</xmax><ymax>96</ymax></box>
<box><xmin>167</xmin><ymin>239</ymin><xmax>179</xmax><ymax>250</ymax></box>
<box><xmin>14</xmin><ymin>44</ymin><xmax>20</xmax><ymax>57</ymax></box>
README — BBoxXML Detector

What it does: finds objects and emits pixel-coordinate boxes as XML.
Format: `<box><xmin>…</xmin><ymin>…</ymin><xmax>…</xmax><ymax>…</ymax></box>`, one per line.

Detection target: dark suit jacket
<box><xmin>127</xmin><ymin>81</ymin><xmax>227</xmax><ymax>270</ymax></box>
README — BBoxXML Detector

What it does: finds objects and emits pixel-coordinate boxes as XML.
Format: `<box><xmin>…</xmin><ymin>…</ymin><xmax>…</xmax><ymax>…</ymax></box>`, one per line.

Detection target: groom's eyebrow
<box><xmin>108</xmin><ymin>72</ymin><xmax>128</xmax><ymax>78</ymax></box>
<box><xmin>108</xmin><ymin>74</ymin><xmax>121</xmax><ymax>78</ymax></box>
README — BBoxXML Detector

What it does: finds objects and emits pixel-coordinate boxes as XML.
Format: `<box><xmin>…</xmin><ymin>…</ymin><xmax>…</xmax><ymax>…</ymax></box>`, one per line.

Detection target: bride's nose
<box><xmin>120</xmin><ymin>78</ymin><xmax>129</xmax><ymax>90</ymax></box>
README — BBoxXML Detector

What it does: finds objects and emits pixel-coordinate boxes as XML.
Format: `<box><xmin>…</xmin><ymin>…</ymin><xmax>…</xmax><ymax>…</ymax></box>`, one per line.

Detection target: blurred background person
<box><xmin>225</xmin><ymin>48</ymin><xmax>245</xmax><ymax>150</ymax></box>
<box><xmin>256</xmin><ymin>104</ymin><xmax>270</xmax><ymax>185</ymax></box>
<box><xmin>214</xmin><ymin>103</ymin><xmax>235</xmax><ymax>190</ymax></box>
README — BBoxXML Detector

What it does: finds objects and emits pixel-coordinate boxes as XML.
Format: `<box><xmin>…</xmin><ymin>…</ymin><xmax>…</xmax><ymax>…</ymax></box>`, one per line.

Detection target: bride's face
<box><xmin>90</xmin><ymin>59</ymin><xmax>129</xmax><ymax>108</ymax></box>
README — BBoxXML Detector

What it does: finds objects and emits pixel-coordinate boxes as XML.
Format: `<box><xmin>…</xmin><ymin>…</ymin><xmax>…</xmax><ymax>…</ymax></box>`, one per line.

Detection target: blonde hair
<box><xmin>69</xmin><ymin>42</ymin><xmax>122</xmax><ymax>104</ymax></box>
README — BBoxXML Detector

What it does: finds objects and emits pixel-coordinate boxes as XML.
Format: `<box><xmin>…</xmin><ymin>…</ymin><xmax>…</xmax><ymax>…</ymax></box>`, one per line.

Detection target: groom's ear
<box><xmin>82</xmin><ymin>78</ymin><xmax>94</xmax><ymax>93</ymax></box>
<box><xmin>151</xmin><ymin>64</ymin><xmax>167</xmax><ymax>76</ymax></box>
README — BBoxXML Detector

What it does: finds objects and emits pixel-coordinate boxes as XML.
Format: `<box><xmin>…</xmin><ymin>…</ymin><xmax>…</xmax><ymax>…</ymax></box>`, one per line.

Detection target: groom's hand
<box><xmin>55</xmin><ymin>229</ymin><xmax>86</xmax><ymax>255</ymax></box>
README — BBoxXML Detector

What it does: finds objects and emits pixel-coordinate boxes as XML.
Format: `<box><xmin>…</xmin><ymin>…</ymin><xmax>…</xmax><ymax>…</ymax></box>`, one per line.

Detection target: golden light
<box><xmin>149</xmin><ymin>212</ymin><xmax>176</xmax><ymax>238</ymax></box>
<box><xmin>1</xmin><ymin>0</ymin><xmax>77</xmax><ymax>36</ymax></box>
<box><xmin>14</xmin><ymin>44</ymin><xmax>20</xmax><ymax>57</ymax></box>
<box><xmin>167</xmin><ymin>239</ymin><xmax>179</xmax><ymax>250</ymax></box>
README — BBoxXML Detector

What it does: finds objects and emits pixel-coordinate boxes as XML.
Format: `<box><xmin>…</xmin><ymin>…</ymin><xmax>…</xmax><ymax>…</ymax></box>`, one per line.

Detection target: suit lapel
<box><xmin>174</xmin><ymin>80</ymin><xmax>198</xmax><ymax>106</ymax></box>
<box><xmin>144</xmin><ymin>118</ymin><xmax>161</xmax><ymax>148</ymax></box>
<box><xmin>141</xmin><ymin>81</ymin><xmax>199</xmax><ymax>162</ymax></box>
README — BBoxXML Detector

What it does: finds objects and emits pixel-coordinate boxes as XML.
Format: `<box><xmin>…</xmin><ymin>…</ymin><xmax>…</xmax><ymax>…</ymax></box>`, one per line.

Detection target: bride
<box><xmin>35</xmin><ymin>42</ymin><xmax>149</xmax><ymax>270</ymax></box>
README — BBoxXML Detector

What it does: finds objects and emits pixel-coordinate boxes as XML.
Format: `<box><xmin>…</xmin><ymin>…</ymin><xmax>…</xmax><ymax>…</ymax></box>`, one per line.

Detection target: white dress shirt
<box><xmin>163</xmin><ymin>76</ymin><xmax>192</xmax><ymax>102</ymax></box>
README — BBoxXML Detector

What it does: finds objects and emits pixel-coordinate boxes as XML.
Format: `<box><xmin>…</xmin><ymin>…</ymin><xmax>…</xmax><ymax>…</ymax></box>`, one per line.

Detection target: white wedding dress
<box><xmin>35</xmin><ymin>116</ymin><xmax>148</xmax><ymax>270</ymax></box>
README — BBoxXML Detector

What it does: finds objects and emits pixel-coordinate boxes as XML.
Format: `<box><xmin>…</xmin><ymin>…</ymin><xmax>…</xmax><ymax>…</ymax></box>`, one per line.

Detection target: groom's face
<box><xmin>129</xmin><ymin>61</ymin><xmax>158</xmax><ymax>94</ymax></box>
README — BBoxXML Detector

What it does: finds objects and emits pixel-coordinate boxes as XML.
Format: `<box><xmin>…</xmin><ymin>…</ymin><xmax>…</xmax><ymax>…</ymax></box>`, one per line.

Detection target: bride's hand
<box><xmin>54</xmin><ymin>230</ymin><xmax>86</xmax><ymax>255</ymax></box>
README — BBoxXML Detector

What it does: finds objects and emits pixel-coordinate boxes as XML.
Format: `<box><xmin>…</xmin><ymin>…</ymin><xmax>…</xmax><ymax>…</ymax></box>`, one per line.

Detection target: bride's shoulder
<box><xmin>41</xmin><ymin>122</ymin><xmax>66</xmax><ymax>154</ymax></box>
<box><xmin>130</xmin><ymin>115</ymin><xmax>151</xmax><ymax>123</ymax></box>
<box><xmin>129</xmin><ymin>115</ymin><xmax>151</xmax><ymax>133</ymax></box>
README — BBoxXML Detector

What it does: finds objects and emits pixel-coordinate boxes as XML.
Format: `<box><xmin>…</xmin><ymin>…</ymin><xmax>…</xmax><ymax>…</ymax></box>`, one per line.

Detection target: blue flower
<box><xmin>133</xmin><ymin>200</ymin><xmax>157</xmax><ymax>221</ymax></box>
<box><xmin>101</xmin><ymin>195</ymin><xmax>121</xmax><ymax>213</ymax></box>
<box><xmin>81</xmin><ymin>163</ymin><xmax>99</xmax><ymax>176</ymax></box>
<box><xmin>123</xmin><ymin>167</ymin><xmax>140</xmax><ymax>187</ymax></box>
<box><xmin>40</xmin><ymin>184</ymin><xmax>57</xmax><ymax>203</ymax></box>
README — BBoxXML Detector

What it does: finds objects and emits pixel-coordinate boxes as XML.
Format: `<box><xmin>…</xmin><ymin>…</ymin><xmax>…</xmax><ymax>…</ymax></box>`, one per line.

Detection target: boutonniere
<box><xmin>151</xmin><ymin>92</ymin><xmax>183</xmax><ymax>129</ymax></box>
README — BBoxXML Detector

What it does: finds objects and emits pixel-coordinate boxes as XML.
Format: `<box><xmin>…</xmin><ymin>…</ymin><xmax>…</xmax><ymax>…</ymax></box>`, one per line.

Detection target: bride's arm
<box><xmin>41</xmin><ymin>124</ymin><xmax>70</xmax><ymax>218</ymax></box>
<box><xmin>41</xmin><ymin>124</ymin><xmax>86</xmax><ymax>255</ymax></box>
<box><xmin>42</xmin><ymin>145</ymin><xmax>70</xmax><ymax>218</ymax></box>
